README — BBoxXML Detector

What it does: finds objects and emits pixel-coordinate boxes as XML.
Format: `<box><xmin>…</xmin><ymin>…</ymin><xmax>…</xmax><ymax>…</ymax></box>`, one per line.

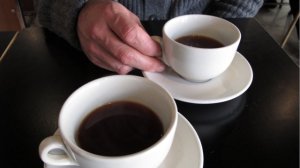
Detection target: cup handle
<box><xmin>39</xmin><ymin>135</ymin><xmax>79</xmax><ymax>166</ymax></box>
<box><xmin>151</xmin><ymin>36</ymin><xmax>170</xmax><ymax>66</ymax></box>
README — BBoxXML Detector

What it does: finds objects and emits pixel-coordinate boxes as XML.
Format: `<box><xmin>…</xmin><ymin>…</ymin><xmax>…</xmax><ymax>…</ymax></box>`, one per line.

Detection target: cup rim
<box><xmin>58</xmin><ymin>75</ymin><xmax>178</xmax><ymax>160</ymax></box>
<box><xmin>163</xmin><ymin>14</ymin><xmax>241</xmax><ymax>50</ymax></box>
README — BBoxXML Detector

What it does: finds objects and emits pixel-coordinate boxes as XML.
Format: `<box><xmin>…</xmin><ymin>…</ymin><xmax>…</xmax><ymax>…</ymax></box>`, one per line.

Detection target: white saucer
<box><xmin>44</xmin><ymin>113</ymin><xmax>203</xmax><ymax>168</ymax></box>
<box><xmin>143</xmin><ymin>52</ymin><xmax>253</xmax><ymax>104</ymax></box>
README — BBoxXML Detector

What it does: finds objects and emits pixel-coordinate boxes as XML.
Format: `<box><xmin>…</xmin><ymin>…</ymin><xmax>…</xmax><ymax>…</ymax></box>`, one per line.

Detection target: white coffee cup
<box><xmin>39</xmin><ymin>75</ymin><xmax>178</xmax><ymax>168</ymax></box>
<box><xmin>160</xmin><ymin>14</ymin><xmax>241</xmax><ymax>82</ymax></box>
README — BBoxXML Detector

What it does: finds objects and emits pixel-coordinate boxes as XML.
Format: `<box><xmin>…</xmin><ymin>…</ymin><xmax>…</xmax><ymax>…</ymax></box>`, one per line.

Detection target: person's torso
<box><xmin>117</xmin><ymin>0</ymin><xmax>210</xmax><ymax>20</ymax></box>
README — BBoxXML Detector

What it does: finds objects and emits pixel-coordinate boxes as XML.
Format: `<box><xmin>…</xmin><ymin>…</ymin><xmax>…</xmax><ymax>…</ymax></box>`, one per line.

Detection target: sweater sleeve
<box><xmin>205</xmin><ymin>0</ymin><xmax>263</xmax><ymax>18</ymax></box>
<box><xmin>37</xmin><ymin>0</ymin><xmax>87</xmax><ymax>49</ymax></box>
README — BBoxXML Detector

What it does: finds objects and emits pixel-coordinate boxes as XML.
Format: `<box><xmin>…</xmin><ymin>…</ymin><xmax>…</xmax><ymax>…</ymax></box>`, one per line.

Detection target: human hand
<box><xmin>77</xmin><ymin>0</ymin><xmax>165</xmax><ymax>74</ymax></box>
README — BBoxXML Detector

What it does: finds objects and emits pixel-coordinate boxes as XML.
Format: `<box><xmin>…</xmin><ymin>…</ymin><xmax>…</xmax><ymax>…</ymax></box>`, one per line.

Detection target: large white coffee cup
<box><xmin>162</xmin><ymin>14</ymin><xmax>241</xmax><ymax>82</ymax></box>
<box><xmin>39</xmin><ymin>75</ymin><xmax>178</xmax><ymax>168</ymax></box>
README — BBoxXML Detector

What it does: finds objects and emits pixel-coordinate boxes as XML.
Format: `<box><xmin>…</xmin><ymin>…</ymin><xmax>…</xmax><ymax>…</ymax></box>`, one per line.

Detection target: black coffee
<box><xmin>176</xmin><ymin>35</ymin><xmax>224</xmax><ymax>48</ymax></box>
<box><xmin>77</xmin><ymin>101</ymin><xmax>163</xmax><ymax>156</ymax></box>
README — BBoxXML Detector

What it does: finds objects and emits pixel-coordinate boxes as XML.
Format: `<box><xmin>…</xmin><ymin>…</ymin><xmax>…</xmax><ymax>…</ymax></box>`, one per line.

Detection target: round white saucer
<box><xmin>143</xmin><ymin>52</ymin><xmax>253</xmax><ymax>104</ymax></box>
<box><xmin>44</xmin><ymin>113</ymin><xmax>203</xmax><ymax>168</ymax></box>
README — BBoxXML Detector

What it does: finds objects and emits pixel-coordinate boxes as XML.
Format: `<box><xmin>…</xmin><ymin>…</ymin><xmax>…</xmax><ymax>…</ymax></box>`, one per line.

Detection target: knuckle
<box><xmin>115</xmin><ymin>65</ymin><xmax>132</xmax><ymax>75</ymax></box>
<box><xmin>90</xmin><ymin>26</ymin><xmax>104</xmax><ymax>41</ymax></box>
<box><xmin>85</xmin><ymin>43</ymin><xmax>97</xmax><ymax>54</ymax></box>
<box><xmin>117</xmin><ymin>48</ymin><xmax>133</xmax><ymax>65</ymax></box>
<box><xmin>121</xmin><ymin>24</ymin><xmax>139</xmax><ymax>44</ymax></box>
<box><xmin>90</xmin><ymin>27</ymin><xmax>99</xmax><ymax>40</ymax></box>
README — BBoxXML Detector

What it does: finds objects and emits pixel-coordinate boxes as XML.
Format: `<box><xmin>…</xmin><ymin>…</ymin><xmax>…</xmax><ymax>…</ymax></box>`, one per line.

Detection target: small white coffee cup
<box><xmin>39</xmin><ymin>75</ymin><xmax>178</xmax><ymax>168</ymax></box>
<box><xmin>160</xmin><ymin>14</ymin><xmax>241</xmax><ymax>82</ymax></box>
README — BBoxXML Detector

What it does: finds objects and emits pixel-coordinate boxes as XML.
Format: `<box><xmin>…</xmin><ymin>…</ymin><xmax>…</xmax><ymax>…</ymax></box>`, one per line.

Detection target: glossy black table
<box><xmin>0</xmin><ymin>19</ymin><xmax>298</xmax><ymax>168</ymax></box>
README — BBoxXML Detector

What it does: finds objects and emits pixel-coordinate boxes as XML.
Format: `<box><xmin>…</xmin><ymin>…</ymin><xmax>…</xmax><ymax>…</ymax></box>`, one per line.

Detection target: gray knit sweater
<box><xmin>38</xmin><ymin>0</ymin><xmax>263</xmax><ymax>48</ymax></box>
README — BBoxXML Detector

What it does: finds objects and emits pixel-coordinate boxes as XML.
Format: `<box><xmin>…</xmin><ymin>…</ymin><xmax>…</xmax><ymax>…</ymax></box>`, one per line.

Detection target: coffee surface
<box><xmin>176</xmin><ymin>35</ymin><xmax>224</xmax><ymax>48</ymax></box>
<box><xmin>77</xmin><ymin>101</ymin><xmax>163</xmax><ymax>156</ymax></box>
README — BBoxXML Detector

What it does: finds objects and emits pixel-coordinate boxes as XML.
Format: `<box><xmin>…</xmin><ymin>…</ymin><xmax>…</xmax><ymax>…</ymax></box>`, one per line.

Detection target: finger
<box><xmin>80</xmin><ymin>35</ymin><xmax>133</xmax><ymax>74</ymax></box>
<box><xmin>90</xmin><ymin>44</ymin><xmax>133</xmax><ymax>74</ymax></box>
<box><xmin>109</xmin><ymin>14</ymin><xmax>162</xmax><ymax>57</ymax></box>
<box><xmin>96</xmin><ymin>30</ymin><xmax>165</xmax><ymax>72</ymax></box>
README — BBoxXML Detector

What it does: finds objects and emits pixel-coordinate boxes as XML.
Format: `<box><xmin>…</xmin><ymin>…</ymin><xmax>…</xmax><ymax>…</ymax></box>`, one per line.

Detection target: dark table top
<box><xmin>0</xmin><ymin>19</ymin><xmax>298</xmax><ymax>168</ymax></box>
<box><xmin>0</xmin><ymin>31</ymin><xmax>17</xmax><ymax>57</ymax></box>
